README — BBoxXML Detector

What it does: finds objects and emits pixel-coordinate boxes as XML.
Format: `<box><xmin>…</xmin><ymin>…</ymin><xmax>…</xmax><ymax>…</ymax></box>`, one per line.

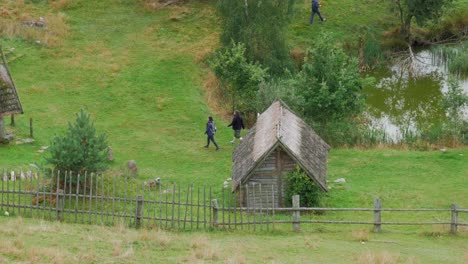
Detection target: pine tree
<box><xmin>46</xmin><ymin>109</ymin><xmax>108</xmax><ymax>181</ymax></box>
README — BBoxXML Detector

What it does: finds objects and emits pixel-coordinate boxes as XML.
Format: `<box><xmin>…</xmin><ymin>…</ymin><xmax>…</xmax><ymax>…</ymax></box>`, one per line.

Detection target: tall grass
<box><xmin>431</xmin><ymin>42</ymin><xmax>468</xmax><ymax>76</ymax></box>
<box><xmin>0</xmin><ymin>1</ymin><xmax>69</xmax><ymax>47</ymax></box>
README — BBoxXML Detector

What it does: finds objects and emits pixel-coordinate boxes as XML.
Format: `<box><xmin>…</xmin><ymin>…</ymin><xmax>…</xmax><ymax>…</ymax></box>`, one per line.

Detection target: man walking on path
<box><xmin>228</xmin><ymin>110</ymin><xmax>245</xmax><ymax>144</ymax></box>
<box><xmin>310</xmin><ymin>0</ymin><xmax>325</xmax><ymax>24</ymax></box>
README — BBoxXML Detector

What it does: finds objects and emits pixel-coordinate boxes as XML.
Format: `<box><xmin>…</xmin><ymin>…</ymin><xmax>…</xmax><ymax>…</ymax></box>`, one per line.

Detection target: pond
<box><xmin>363</xmin><ymin>48</ymin><xmax>468</xmax><ymax>142</ymax></box>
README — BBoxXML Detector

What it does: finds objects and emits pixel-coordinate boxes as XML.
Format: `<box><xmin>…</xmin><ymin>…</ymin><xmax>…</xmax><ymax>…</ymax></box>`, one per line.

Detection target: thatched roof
<box><xmin>0</xmin><ymin>48</ymin><xmax>23</xmax><ymax>118</ymax></box>
<box><xmin>232</xmin><ymin>100</ymin><xmax>330</xmax><ymax>191</ymax></box>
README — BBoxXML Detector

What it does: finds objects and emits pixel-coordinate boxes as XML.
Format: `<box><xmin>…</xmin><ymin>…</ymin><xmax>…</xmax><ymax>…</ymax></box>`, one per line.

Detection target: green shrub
<box><xmin>45</xmin><ymin>109</ymin><xmax>108</xmax><ymax>183</ymax></box>
<box><xmin>285</xmin><ymin>167</ymin><xmax>324</xmax><ymax>208</ymax></box>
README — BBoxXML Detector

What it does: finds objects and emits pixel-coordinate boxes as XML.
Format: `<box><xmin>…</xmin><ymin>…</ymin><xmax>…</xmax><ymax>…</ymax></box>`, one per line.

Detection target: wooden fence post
<box><xmin>29</xmin><ymin>118</ymin><xmax>33</xmax><ymax>138</ymax></box>
<box><xmin>451</xmin><ymin>204</ymin><xmax>458</xmax><ymax>234</ymax></box>
<box><xmin>10</xmin><ymin>115</ymin><xmax>14</xmax><ymax>126</ymax></box>
<box><xmin>292</xmin><ymin>195</ymin><xmax>300</xmax><ymax>232</ymax></box>
<box><xmin>212</xmin><ymin>199</ymin><xmax>218</xmax><ymax>228</ymax></box>
<box><xmin>135</xmin><ymin>195</ymin><xmax>143</xmax><ymax>228</ymax></box>
<box><xmin>374</xmin><ymin>198</ymin><xmax>382</xmax><ymax>233</ymax></box>
<box><xmin>56</xmin><ymin>189</ymin><xmax>64</xmax><ymax>221</ymax></box>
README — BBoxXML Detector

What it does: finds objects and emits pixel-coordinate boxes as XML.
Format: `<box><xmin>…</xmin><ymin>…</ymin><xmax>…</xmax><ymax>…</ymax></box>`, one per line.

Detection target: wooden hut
<box><xmin>0</xmin><ymin>47</ymin><xmax>23</xmax><ymax>142</ymax></box>
<box><xmin>232</xmin><ymin>100</ymin><xmax>330</xmax><ymax>208</ymax></box>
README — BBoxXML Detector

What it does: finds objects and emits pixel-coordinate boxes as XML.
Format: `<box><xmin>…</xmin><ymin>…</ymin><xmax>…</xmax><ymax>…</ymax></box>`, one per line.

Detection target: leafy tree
<box><xmin>46</xmin><ymin>109</ymin><xmax>108</xmax><ymax>180</ymax></box>
<box><xmin>210</xmin><ymin>42</ymin><xmax>268</xmax><ymax>113</ymax></box>
<box><xmin>296</xmin><ymin>34</ymin><xmax>368</xmax><ymax>123</ymax></box>
<box><xmin>390</xmin><ymin>0</ymin><xmax>453</xmax><ymax>41</ymax></box>
<box><xmin>217</xmin><ymin>0</ymin><xmax>295</xmax><ymax>75</ymax></box>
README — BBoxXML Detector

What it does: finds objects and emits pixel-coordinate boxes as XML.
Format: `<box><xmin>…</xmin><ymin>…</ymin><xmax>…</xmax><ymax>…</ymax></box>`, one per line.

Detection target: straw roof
<box><xmin>0</xmin><ymin>48</ymin><xmax>23</xmax><ymax>118</ymax></box>
<box><xmin>232</xmin><ymin>100</ymin><xmax>330</xmax><ymax>191</ymax></box>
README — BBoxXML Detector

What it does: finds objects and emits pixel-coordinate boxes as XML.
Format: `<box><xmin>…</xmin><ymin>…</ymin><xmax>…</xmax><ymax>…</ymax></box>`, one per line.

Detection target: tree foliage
<box><xmin>217</xmin><ymin>0</ymin><xmax>296</xmax><ymax>75</ymax></box>
<box><xmin>210</xmin><ymin>42</ymin><xmax>268</xmax><ymax>113</ymax></box>
<box><xmin>390</xmin><ymin>0</ymin><xmax>453</xmax><ymax>41</ymax></box>
<box><xmin>46</xmin><ymin>109</ymin><xmax>108</xmax><ymax>178</ymax></box>
<box><xmin>296</xmin><ymin>34</ymin><xmax>367</xmax><ymax>123</ymax></box>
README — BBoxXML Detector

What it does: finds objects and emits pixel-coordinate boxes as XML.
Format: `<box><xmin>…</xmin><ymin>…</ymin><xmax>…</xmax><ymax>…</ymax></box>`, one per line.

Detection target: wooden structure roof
<box><xmin>232</xmin><ymin>100</ymin><xmax>330</xmax><ymax>191</ymax></box>
<box><xmin>0</xmin><ymin>48</ymin><xmax>23</xmax><ymax>118</ymax></box>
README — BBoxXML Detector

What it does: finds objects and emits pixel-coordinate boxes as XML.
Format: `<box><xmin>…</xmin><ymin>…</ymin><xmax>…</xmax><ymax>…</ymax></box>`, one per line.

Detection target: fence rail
<box><xmin>0</xmin><ymin>169</ymin><xmax>466</xmax><ymax>233</ymax></box>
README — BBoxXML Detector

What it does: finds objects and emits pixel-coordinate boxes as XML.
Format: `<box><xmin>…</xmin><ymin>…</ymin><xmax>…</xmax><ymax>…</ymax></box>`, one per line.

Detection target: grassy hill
<box><xmin>0</xmin><ymin>1</ymin><xmax>467</xmax><ymax>263</ymax></box>
<box><xmin>0</xmin><ymin>0</ymin><xmax>466</xmax><ymax>204</ymax></box>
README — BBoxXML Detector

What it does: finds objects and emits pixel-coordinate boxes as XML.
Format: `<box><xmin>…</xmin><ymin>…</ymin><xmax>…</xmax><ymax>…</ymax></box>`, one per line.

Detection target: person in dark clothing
<box><xmin>204</xmin><ymin>116</ymin><xmax>219</xmax><ymax>151</ymax></box>
<box><xmin>310</xmin><ymin>0</ymin><xmax>325</xmax><ymax>24</ymax></box>
<box><xmin>227</xmin><ymin>110</ymin><xmax>245</xmax><ymax>144</ymax></box>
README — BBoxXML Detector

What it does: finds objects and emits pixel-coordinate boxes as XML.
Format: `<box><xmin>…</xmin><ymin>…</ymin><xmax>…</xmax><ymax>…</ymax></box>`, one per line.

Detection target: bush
<box><xmin>45</xmin><ymin>109</ymin><xmax>108</xmax><ymax>182</ymax></box>
<box><xmin>285</xmin><ymin>167</ymin><xmax>324</xmax><ymax>208</ymax></box>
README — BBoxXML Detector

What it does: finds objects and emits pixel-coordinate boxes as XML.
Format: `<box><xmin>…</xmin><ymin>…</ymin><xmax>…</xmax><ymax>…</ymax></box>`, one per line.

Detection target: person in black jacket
<box><xmin>228</xmin><ymin>110</ymin><xmax>245</xmax><ymax>144</ymax></box>
<box><xmin>310</xmin><ymin>0</ymin><xmax>325</xmax><ymax>24</ymax></box>
<box><xmin>204</xmin><ymin>116</ymin><xmax>219</xmax><ymax>151</ymax></box>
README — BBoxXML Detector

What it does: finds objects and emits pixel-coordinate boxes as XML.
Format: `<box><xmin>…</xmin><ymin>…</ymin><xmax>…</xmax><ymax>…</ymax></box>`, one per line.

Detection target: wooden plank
<box><xmin>111</xmin><ymin>175</ymin><xmax>116</xmax><ymax>225</ymax></box>
<box><xmin>178</xmin><ymin>184</ymin><xmax>181</xmax><ymax>230</ymax></box>
<box><xmin>190</xmin><ymin>184</ymin><xmax>193</xmax><ymax>230</ymax></box>
<box><xmin>234</xmin><ymin>187</ymin><xmax>237</xmax><ymax>230</ymax></box>
<box><xmin>171</xmin><ymin>184</ymin><xmax>175</xmax><ymax>229</ymax></box>
<box><xmin>222</xmin><ymin>186</ymin><xmax>225</xmax><ymax>228</ymax></box>
<box><xmin>95</xmin><ymin>173</ymin><xmax>99</xmax><ymax>223</ymax></box>
<box><xmin>196</xmin><ymin>185</ymin><xmax>200</xmax><ymax>230</ymax></box>
<box><xmin>75</xmin><ymin>174</ymin><xmax>81</xmax><ymax>223</ymax></box>
<box><xmin>165</xmin><ymin>184</ymin><xmax>169</xmax><ymax>229</ymax></box>
<box><xmin>203</xmin><ymin>185</ymin><xmax>206</xmax><ymax>229</ymax></box>
<box><xmin>183</xmin><ymin>185</ymin><xmax>190</xmax><ymax>230</ymax></box>
<box><xmin>101</xmin><ymin>174</ymin><xmax>105</xmax><ymax>225</ymax></box>
<box><xmin>18</xmin><ymin>170</ymin><xmax>21</xmax><ymax>215</ymax></box>
<box><xmin>81</xmin><ymin>172</ymin><xmax>86</xmax><ymax>224</ymax></box>
<box><xmin>159</xmin><ymin>181</ymin><xmax>162</xmax><ymax>228</ymax></box>
<box><xmin>88</xmin><ymin>173</ymin><xmax>93</xmax><ymax>224</ymax></box>
<box><xmin>68</xmin><ymin>172</ymin><xmax>73</xmax><ymax>220</ymax></box>
<box><xmin>124</xmin><ymin>175</ymin><xmax>128</xmax><ymax>224</ymax></box>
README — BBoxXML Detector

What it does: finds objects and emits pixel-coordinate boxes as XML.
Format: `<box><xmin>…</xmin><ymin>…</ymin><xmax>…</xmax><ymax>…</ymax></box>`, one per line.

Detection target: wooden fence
<box><xmin>0</xmin><ymin>169</ymin><xmax>467</xmax><ymax>233</ymax></box>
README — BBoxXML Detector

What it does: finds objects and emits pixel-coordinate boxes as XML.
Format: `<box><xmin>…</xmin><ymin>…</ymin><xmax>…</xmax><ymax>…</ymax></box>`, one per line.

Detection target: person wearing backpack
<box><xmin>310</xmin><ymin>0</ymin><xmax>325</xmax><ymax>24</ymax></box>
<box><xmin>204</xmin><ymin>116</ymin><xmax>219</xmax><ymax>151</ymax></box>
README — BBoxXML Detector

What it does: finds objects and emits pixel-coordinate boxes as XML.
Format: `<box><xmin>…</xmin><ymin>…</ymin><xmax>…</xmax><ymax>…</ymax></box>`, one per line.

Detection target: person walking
<box><xmin>228</xmin><ymin>110</ymin><xmax>245</xmax><ymax>144</ymax></box>
<box><xmin>310</xmin><ymin>0</ymin><xmax>325</xmax><ymax>24</ymax></box>
<box><xmin>204</xmin><ymin>116</ymin><xmax>219</xmax><ymax>151</ymax></box>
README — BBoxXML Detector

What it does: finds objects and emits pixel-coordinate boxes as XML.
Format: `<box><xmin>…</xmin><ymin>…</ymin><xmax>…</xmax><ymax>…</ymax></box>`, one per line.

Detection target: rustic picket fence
<box><xmin>0</xmin><ymin>169</ymin><xmax>467</xmax><ymax>233</ymax></box>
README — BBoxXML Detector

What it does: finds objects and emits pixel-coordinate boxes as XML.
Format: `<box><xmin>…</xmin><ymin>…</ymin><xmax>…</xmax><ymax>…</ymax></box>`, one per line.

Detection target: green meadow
<box><xmin>0</xmin><ymin>0</ymin><xmax>467</xmax><ymax>263</ymax></box>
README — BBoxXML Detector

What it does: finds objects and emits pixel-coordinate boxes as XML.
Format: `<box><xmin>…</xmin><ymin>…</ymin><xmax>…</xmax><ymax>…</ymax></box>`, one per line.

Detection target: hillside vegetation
<box><xmin>0</xmin><ymin>0</ymin><xmax>466</xmax><ymax>201</ymax></box>
<box><xmin>0</xmin><ymin>0</ymin><xmax>467</xmax><ymax>263</ymax></box>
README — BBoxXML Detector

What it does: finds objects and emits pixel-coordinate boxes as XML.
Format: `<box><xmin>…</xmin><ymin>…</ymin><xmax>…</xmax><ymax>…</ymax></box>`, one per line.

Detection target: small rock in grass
<box><xmin>334</xmin><ymin>178</ymin><xmax>346</xmax><ymax>183</ymax></box>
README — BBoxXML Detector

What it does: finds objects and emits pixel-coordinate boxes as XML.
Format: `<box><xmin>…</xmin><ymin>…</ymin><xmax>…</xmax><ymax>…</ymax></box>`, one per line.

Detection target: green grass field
<box><xmin>0</xmin><ymin>216</ymin><xmax>467</xmax><ymax>264</ymax></box>
<box><xmin>0</xmin><ymin>0</ymin><xmax>467</xmax><ymax>263</ymax></box>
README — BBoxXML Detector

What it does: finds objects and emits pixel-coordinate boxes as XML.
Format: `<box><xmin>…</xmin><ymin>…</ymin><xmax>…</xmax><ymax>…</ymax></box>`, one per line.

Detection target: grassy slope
<box><xmin>289</xmin><ymin>0</ymin><xmax>396</xmax><ymax>49</ymax></box>
<box><xmin>0</xmin><ymin>0</ymin><xmax>465</xmax><ymax>208</ymax></box>
<box><xmin>1</xmin><ymin>1</ymin><xmax>233</xmax><ymax>184</ymax></box>
<box><xmin>0</xmin><ymin>1</ymin><xmax>467</xmax><ymax>263</ymax></box>
<box><xmin>0</xmin><ymin>217</ymin><xmax>467</xmax><ymax>264</ymax></box>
